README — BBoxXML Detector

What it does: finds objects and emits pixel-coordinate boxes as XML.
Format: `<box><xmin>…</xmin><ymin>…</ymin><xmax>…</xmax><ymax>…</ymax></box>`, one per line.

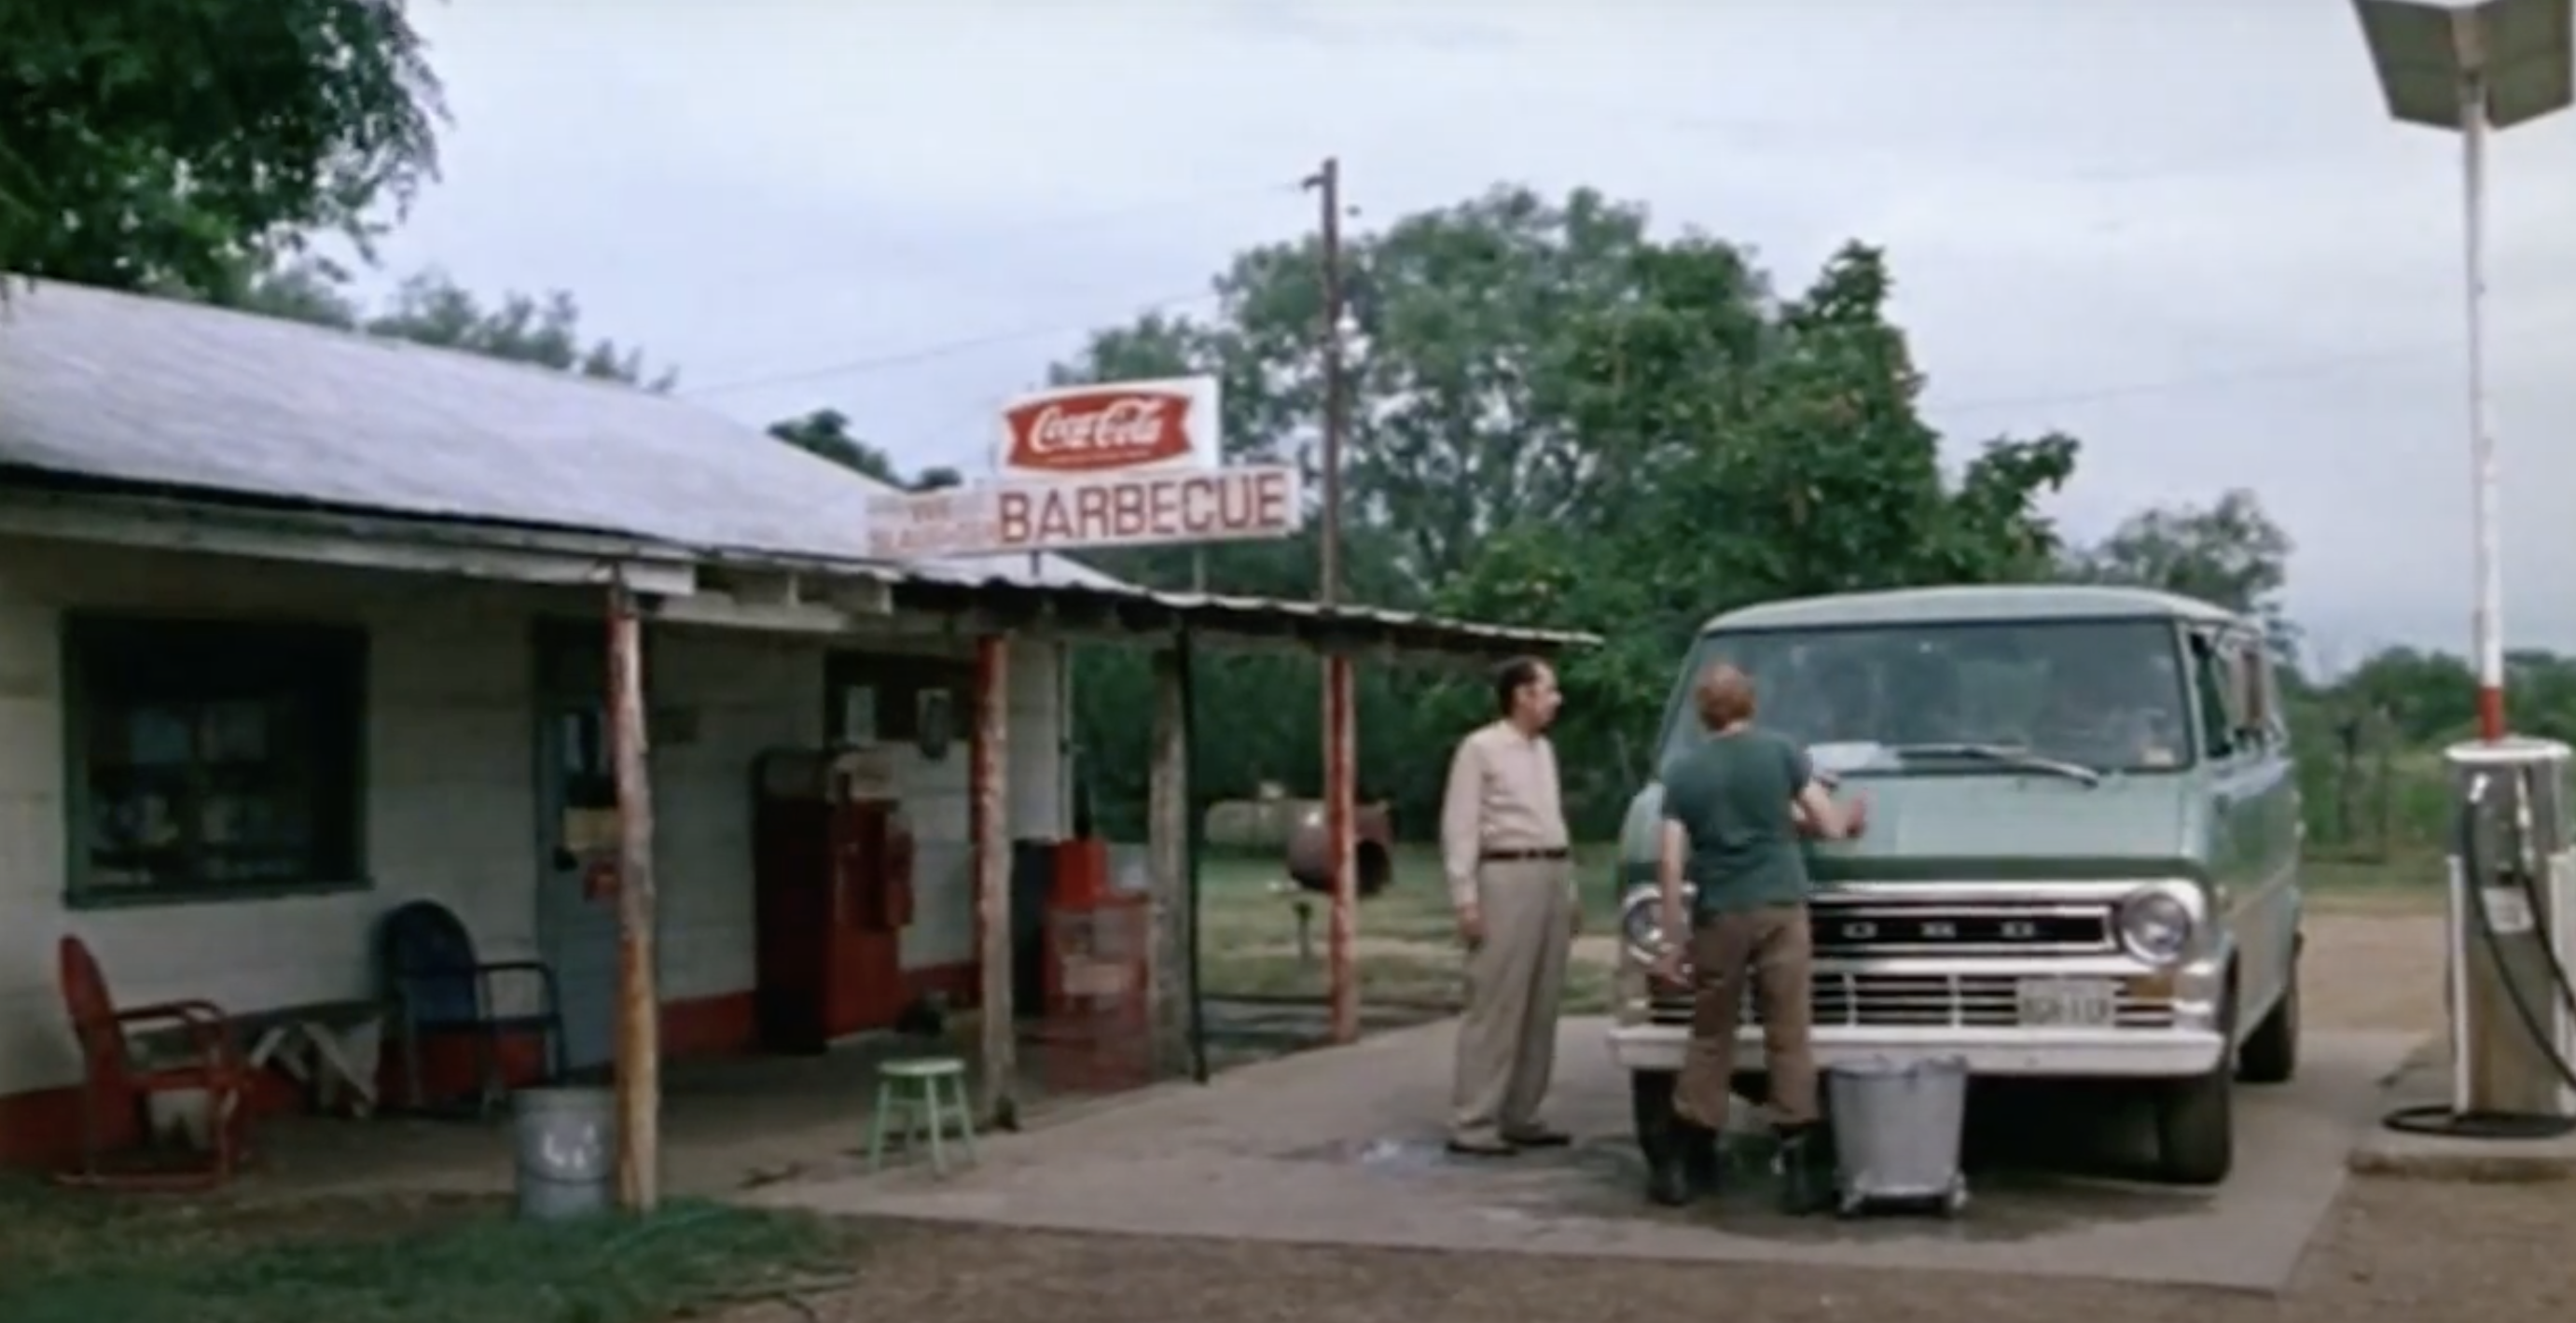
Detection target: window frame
<box><xmin>61</xmin><ymin>612</ymin><xmax>372</xmax><ymax>911</ymax></box>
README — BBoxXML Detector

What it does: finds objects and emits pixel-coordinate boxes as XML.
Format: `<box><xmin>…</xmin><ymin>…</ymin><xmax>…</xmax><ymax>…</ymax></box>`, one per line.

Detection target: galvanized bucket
<box><xmin>512</xmin><ymin>1086</ymin><xmax>615</xmax><ymax>1221</ymax></box>
<box><xmin>1824</xmin><ymin>1055</ymin><xmax>1971</xmax><ymax>1217</ymax></box>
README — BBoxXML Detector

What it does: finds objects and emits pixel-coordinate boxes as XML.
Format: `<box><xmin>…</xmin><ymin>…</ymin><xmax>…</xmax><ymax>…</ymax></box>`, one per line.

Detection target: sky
<box><xmin>365</xmin><ymin>0</ymin><xmax>2576</xmax><ymax>665</ymax></box>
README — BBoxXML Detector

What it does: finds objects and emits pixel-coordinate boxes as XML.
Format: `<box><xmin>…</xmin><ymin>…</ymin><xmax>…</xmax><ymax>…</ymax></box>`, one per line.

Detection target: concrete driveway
<box><xmin>754</xmin><ymin>1017</ymin><xmax>2414</xmax><ymax>1293</ymax></box>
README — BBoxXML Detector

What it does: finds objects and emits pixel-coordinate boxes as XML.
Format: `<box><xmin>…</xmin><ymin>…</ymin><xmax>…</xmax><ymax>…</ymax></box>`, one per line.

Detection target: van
<box><xmin>1608</xmin><ymin>584</ymin><xmax>2302</xmax><ymax>1186</ymax></box>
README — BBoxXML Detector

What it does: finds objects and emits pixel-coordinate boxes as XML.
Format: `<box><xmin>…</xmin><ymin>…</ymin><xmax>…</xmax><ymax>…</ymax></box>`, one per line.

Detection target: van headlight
<box><xmin>1617</xmin><ymin>884</ymin><xmax>1694</xmax><ymax>965</ymax></box>
<box><xmin>2117</xmin><ymin>890</ymin><xmax>2195</xmax><ymax>963</ymax></box>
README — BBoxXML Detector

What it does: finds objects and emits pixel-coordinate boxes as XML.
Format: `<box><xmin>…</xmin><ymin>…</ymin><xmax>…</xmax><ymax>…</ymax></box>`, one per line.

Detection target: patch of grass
<box><xmin>0</xmin><ymin>1181</ymin><xmax>850</xmax><ymax>1323</ymax></box>
<box><xmin>1196</xmin><ymin>843</ymin><xmax>1621</xmax><ymax>1013</ymax></box>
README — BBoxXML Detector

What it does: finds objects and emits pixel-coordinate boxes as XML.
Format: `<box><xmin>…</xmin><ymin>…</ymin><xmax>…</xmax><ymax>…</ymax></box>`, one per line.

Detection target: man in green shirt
<box><xmin>1649</xmin><ymin>662</ymin><xmax>1863</xmax><ymax>1212</ymax></box>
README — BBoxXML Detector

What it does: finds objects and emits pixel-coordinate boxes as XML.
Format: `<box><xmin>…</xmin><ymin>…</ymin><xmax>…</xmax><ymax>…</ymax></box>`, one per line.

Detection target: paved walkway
<box><xmin>753</xmin><ymin>1017</ymin><xmax>2415</xmax><ymax>1293</ymax></box>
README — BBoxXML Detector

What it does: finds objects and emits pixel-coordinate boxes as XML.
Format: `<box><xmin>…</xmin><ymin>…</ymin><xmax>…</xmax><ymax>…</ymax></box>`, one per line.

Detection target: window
<box><xmin>66</xmin><ymin>616</ymin><xmax>367</xmax><ymax>905</ymax></box>
<box><xmin>2189</xmin><ymin>632</ymin><xmax>2246</xmax><ymax>760</ymax></box>
<box><xmin>1659</xmin><ymin>617</ymin><xmax>2193</xmax><ymax>775</ymax></box>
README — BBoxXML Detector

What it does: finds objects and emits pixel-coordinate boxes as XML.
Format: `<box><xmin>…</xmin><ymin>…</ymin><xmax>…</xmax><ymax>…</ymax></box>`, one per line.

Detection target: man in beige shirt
<box><xmin>1440</xmin><ymin>656</ymin><xmax>1577</xmax><ymax>1157</ymax></box>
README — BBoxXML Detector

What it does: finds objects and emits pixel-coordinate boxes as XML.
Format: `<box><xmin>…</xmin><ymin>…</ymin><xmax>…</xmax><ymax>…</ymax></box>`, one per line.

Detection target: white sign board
<box><xmin>993</xmin><ymin>376</ymin><xmax>1221</xmax><ymax>480</ymax></box>
<box><xmin>866</xmin><ymin>464</ymin><xmax>1303</xmax><ymax>559</ymax></box>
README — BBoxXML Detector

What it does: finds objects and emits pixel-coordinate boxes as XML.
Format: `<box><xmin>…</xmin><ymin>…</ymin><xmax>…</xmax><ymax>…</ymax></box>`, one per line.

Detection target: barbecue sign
<box><xmin>864</xmin><ymin>375</ymin><xmax>1305</xmax><ymax>558</ymax></box>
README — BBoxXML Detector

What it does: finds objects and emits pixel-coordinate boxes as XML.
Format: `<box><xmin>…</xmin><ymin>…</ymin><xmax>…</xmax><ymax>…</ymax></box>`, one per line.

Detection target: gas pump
<box><xmin>2385</xmin><ymin>737</ymin><xmax>2576</xmax><ymax>1137</ymax></box>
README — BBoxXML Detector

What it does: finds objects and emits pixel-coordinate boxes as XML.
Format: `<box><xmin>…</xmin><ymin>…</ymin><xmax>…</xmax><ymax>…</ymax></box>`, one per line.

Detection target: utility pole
<box><xmin>1304</xmin><ymin>156</ymin><xmax>1360</xmax><ymax>1042</ymax></box>
<box><xmin>1307</xmin><ymin>157</ymin><xmax>1346</xmax><ymax>606</ymax></box>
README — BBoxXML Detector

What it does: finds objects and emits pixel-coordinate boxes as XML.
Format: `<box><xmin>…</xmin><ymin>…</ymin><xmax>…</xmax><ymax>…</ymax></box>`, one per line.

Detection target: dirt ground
<box><xmin>734</xmin><ymin>897</ymin><xmax>2575</xmax><ymax>1323</ymax></box>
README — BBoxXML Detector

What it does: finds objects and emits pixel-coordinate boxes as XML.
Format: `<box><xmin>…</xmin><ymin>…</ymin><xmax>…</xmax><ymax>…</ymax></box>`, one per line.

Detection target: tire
<box><xmin>2154</xmin><ymin>985</ymin><xmax>2237</xmax><ymax>1186</ymax></box>
<box><xmin>2237</xmin><ymin>947</ymin><xmax>2300</xmax><ymax>1086</ymax></box>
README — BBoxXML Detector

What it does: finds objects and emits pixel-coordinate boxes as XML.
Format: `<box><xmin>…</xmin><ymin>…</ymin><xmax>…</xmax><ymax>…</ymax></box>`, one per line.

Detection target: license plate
<box><xmin>2015</xmin><ymin>977</ymin><xmax>2118</xmax><ymax>1027</ymax></box>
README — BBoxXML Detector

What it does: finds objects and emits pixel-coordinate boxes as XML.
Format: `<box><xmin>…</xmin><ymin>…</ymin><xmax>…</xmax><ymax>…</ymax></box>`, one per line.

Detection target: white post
<box><xmin>2460</xmin><ymin>73</ymin><xmax>2506</xmax><ymax>742</ymax></box>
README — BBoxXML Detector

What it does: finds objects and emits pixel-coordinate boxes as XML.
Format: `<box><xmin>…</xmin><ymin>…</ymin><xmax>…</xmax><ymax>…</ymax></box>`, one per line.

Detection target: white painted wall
<box><xmin>0</xmin><ymin>537</ymin><xmax>1068</xmax><ymax>1099</ymax></box>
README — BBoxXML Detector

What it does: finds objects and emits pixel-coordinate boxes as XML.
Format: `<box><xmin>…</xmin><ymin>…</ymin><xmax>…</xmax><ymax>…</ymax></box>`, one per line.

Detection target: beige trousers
<box><xmin>1448</xmin><ymin>858</ymin><xmax>1572</xmax><ymax>1146</ymax></box>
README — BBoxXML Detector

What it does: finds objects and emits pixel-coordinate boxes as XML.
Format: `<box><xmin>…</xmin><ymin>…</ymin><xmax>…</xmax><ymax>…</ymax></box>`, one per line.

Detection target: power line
<box><xmin>680</xmin><ymin>288</ymin><xmax>1221</xmax><ymax>397</ymax></box>
<box><xmin>1932</xmin><ymin>311</ymin><xmax>2576</xmax><ymax>418</ymax></box>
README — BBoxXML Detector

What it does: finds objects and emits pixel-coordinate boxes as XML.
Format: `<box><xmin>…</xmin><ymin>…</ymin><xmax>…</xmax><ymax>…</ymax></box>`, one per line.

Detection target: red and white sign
<box><xmin>994</xmin><ymin>376</ymin><xmax>1220</xmax><ymax>478</ymax></box>
<box><xmin>866</xmin><ymin>465</ymin><xmax>1302</xmax><ymax>559</ymax></box>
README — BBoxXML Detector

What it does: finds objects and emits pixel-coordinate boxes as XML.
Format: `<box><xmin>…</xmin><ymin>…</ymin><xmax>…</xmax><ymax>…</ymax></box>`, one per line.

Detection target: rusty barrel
<box><xmin>1282</xmin><ymin>801</ymin><xmax>1394</xmax><ymax>897</ymax></box>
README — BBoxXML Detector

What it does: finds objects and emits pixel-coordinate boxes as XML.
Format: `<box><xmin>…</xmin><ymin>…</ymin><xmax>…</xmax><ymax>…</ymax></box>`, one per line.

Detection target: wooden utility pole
<box><xmin>604</xmin><ymin>578</ymin><xmax>661</xmax><ymax>1213</ymax></box>
<box><xmin>1305</xmin><ymin>156</ymin><xmax>1362</xmax><ymax>1044</ymax></box>
<box><xmin>971</xmin><ymin>634</ymin><xmax>1018</xmax><ymax>1128</ymax></box>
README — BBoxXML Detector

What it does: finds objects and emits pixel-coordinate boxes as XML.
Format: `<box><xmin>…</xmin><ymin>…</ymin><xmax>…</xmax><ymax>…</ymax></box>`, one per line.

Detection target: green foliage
<box><xmin>0</xmin><ymin>0</ymin><xmax>444</xmax><ymax>293</ymax></box>
<box><xmin>0</xmin><ymin>1188</ymin><xmax>843</xmax><ymax>1323</ymax></box>
<box><xmin>210</xmin><ymin>258</ymin><xmax>679</xmax><ymax>389</ymax></box>
<box><xmin>768</xmin><ymin>408</ymin><xmax>961</xmax><ymax>489</ymax></box>
<box><xmin>1048</xmin><ymin>188</ymin><xmax>2084</xmax><ymax>838</ymax></box>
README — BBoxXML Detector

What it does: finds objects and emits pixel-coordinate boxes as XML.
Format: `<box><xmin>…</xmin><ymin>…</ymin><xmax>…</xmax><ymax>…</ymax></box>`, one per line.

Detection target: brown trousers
<box><xmin>1448</xmin><ymin>858</ymin><xmax>1572</xmax><ymax>1146</ymax></box>
<box><xmin>1674</xmin><ymin>904</ymin><xmax>1820</xmax><ymax>1133</ymax></box>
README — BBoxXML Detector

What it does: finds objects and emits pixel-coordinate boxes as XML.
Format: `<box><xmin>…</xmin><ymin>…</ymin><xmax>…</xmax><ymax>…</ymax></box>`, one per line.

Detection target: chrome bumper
<box><xmin>1603</xmin><ymin>1023</ymin><xmax>2228</xmax><ymax>1078</ymax></box>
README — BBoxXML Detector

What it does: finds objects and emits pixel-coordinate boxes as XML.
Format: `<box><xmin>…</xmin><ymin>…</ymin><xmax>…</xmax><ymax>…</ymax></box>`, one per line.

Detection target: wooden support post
<box><xmin>1323</xmin><ymin>650</ymin><xmax>1360</xmax><ymax>1044</ymax></box>
<box><xmin>1147</xmin><ymin>646</ymin><xmax>1193</xmax><ymax>1077</ymax></box>
<box><xmin>971</xmin><ymin>634</ymin><xmax>1018</xmax><ymax>1128</ymax></box>
<box><xmin>605</xmin><ymin>578</ymin><xmax>661</xmax><ymax>1214</ymax></box>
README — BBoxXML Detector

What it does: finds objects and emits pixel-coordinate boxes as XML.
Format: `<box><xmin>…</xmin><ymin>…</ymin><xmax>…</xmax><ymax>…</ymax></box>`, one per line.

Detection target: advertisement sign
<box><xmin>865</xmin><ymin>464</ymin><xmax>1301</xmax><ymax>559</ymax></box>
<box><xmin>864</xmin><ymin>371</ymin><xmax>1303</xmax><ymax>558</ymax></box>
<box><xmin>994</xmin><ymin>376</ymin><xmax>1221</xmax><ymax>478</ymax></box>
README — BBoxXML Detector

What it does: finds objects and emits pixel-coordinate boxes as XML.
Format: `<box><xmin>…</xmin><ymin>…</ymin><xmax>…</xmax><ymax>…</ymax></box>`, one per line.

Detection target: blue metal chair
<box><xmin>378</xmin><ymin>900</ymin><xmax>565</xmax><ymax>1117</ymax></box>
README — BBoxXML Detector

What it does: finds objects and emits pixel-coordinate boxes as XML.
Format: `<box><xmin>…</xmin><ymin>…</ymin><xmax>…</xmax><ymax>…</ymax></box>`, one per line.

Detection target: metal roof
<box><xmin>0</xmin><ymin>279</ymin><xmax>1596</xmax><ymax>659</ymax></box>
<box><xmin>1701</xmin><ymin>583</ymin><xmax>2243</xmax><ymax>634</ymax></box>
<box><xmin>0</xmin><ymin>276</ymin><xmax>1112</xmax><ymax>590</ymax></box>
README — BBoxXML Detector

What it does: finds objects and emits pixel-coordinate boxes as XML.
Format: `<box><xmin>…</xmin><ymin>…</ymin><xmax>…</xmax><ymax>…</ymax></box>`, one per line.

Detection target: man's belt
<box><xmin>1481</xmin><ymin>847</ymin><xmax>1571</xmax><ymax>863</ymax></box>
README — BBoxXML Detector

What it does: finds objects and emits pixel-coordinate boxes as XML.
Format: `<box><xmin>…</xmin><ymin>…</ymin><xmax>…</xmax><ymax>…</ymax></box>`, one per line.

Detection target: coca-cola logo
<box><xmin>1000</xmin><ymin>389</ymin><xmax>1198</xmax><ymax>473</ymax></box>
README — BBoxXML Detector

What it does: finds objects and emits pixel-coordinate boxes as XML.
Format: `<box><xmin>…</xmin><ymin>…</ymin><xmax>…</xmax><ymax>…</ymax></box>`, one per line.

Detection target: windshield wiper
<box><xmin>1885</xmin><ymin>743</ymin><xmax>2104</xmax><ymax>787</ymax></box>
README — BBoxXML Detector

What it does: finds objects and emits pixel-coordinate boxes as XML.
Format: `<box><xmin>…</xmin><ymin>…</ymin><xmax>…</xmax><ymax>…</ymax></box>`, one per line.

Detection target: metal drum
<box><xmin>1824</xmin><ymin>1055</ymin><xmax>1971</xmax><ymax>1218</ymax></box>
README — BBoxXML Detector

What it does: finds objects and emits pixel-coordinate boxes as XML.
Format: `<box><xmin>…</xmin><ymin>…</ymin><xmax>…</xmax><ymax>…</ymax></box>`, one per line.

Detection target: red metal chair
<box><xmin>54</xmin><ymin>935</ymin><xmax>255</xmax><ymax>1190</ymax></box>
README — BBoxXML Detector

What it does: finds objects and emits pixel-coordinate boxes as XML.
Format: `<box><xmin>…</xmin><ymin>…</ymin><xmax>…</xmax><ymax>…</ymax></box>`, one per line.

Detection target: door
<box><xmin>534</xmin><ymin>623</ymin><xmax>627</xmax><ymax>1078</ymax></box>
<box><xmin>2188</xmin><ymin>626</ymin><xmax>2290</xmax><ymax>1029</ymax></box>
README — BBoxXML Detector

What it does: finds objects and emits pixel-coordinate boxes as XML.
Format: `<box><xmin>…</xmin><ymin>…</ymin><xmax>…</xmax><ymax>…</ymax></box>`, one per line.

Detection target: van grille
<box><xmin>1647</xmin><ymin>973</ymin><xmax>2176</xmax><ymax>1031</ymax></box>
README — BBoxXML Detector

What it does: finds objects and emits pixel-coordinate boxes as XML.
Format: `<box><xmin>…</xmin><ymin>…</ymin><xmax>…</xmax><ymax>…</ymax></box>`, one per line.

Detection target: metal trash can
<box><xmin>512</xmin><ymin>1086</ymin><xmax>616</xmax><ymax>1221</ymax></box>
<box><xmin>1824</xmin><ymin>1055</ymin><xmax>1971</xmax><ymax>1218</ymax></box>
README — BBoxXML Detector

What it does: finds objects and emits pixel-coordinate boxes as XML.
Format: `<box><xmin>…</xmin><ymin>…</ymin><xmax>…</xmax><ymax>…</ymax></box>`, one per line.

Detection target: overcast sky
<box><xmin>367</xmin><ymin>0</ymin><xmax>2576</xmax><ymax>663</ymax></box>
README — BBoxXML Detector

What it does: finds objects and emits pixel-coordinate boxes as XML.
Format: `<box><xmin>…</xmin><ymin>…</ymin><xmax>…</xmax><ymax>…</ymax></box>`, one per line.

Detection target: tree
<box><xmin>767</xmin><ymin>410</ymin><xmax>962</xmax><ymax>490</ymax></box>
<box><xmin>2</xmin><ymin>0</ymin><xmax>444</xmax><ymax>294</ymax></box>
<box><xmin>2068</xmin><ymin>489</ymin><xmax>2292</xmax><ymax>615</ymax></box>
<box><xmin>1045</xmin><ymin>188</ymin><xmax>2087</xmax><ymax>837</ymax></box>
<box><xmin>364</xmin><ymin>270</ymin><xmax>676</xmax><ymax>388</ymax></box>
<box><xmin>220</xmin><ymin>259</ymin><xmax>678</xmax><ymax>390</ymax></box>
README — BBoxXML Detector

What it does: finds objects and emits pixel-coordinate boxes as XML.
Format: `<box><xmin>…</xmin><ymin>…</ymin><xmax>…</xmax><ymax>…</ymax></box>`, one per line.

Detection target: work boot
<box><xmin>1773</xmin><ymin>1123</ymin><xmax>1835</xmax><ymax>1218</ymax></box>
<box><xmin>1647</xmin><ymin>1121</ymin><xmax>1719</xmax><ymax>1207</ymax></box>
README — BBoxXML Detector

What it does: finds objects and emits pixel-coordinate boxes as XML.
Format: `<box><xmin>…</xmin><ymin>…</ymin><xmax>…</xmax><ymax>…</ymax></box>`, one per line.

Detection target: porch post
<box><xmin>971</xmin><ymin>633</ymin><xmax>1018</xmax><ymax>1128</ymax></box>
<box><xmin>1146</xmin><ymin>640</ymin><xmax>1195</xmax><ymax>1078</ymax></box>
<box><xmin>605</xmin><ymin>577</ymin><xmax>662</xmax><ymax>1213</ymax></box>
<box><xmin>1323</xmin><ymin>649</ymin><xmax>1360</xmax><ymax>1043</ymax></box>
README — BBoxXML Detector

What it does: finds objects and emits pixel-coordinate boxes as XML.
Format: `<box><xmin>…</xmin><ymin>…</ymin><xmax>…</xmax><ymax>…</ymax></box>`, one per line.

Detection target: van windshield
<box><xmin>1655</xmin><ymin>617</ymin><xmax>2192</xmax><ymax>778</ymax></box>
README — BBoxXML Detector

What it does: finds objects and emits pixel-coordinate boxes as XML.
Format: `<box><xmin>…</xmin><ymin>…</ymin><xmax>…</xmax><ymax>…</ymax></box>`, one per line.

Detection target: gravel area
<box><xmin>733</xmin><ymin>900</ymin><xmax>2576</xmax><ymax>1323</ymax></box>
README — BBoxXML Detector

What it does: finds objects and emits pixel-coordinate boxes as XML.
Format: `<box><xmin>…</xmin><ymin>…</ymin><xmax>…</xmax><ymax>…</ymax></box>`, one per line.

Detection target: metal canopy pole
<box><xmin>2351</xmin><ymin>0</ymin><xmax>2572</xmax><ymax>741</ymax></box>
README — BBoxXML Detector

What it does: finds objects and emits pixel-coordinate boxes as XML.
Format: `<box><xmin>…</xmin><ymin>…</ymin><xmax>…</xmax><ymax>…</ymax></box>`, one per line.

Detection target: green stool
<box><xmin>866</xmin><ymin>1056</ymin><xmax>977</xmax><ymax>1176</ymax></box>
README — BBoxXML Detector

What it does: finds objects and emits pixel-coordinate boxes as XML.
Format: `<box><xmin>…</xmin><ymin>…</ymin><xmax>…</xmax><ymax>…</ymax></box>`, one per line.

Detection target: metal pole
<box><xmin>2462</xmin><ymin>75</ymin><xmax>2506</xmax><ymax>742</ymax></box>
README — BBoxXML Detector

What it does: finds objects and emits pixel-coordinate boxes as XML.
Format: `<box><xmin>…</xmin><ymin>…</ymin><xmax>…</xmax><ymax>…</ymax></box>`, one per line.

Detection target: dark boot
<box><xmin>1647</xmin><ymin>1120</ymin><xmax>1719</xmax><ymax>1207</ymax></box>
<box><xmin>1773</xmin><ymin>1123</ymin><xmax>1835</xmax><ymax>1217</ymax></box>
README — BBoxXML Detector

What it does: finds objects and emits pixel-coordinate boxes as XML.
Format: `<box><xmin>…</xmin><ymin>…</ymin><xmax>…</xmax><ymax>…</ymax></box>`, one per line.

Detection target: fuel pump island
<box><xmin>2381</xmin><ymin>738</ymin><xmax>2576</xmax><ymax>1140</ymax></box>
<box><xmin>2349</xmin><ymin>0</ymin><xmax>2576</xmax><ymax>1145</ymax></box>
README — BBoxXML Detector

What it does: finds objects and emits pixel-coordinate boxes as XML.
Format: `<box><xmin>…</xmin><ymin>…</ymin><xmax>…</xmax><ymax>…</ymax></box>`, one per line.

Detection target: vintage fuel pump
<box><xmin>2386</xmin><ymin>737</ymin><xmax>2576</xmax><ymax>1137</ymax></box>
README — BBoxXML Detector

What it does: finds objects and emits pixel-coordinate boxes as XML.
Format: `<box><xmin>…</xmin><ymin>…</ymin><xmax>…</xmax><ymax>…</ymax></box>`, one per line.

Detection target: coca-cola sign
<box><xmin>994</xmin><ymin>376</ymin><xmax>1220</xmax><ymax>477</ymax></box>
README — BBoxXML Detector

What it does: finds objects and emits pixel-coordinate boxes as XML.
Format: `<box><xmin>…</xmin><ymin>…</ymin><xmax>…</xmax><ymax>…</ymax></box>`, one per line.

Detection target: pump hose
<box><xmin>2380</xmin><ymin>764</ymin><xmax>2576</xmax><ymax>1140</ymax></box>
